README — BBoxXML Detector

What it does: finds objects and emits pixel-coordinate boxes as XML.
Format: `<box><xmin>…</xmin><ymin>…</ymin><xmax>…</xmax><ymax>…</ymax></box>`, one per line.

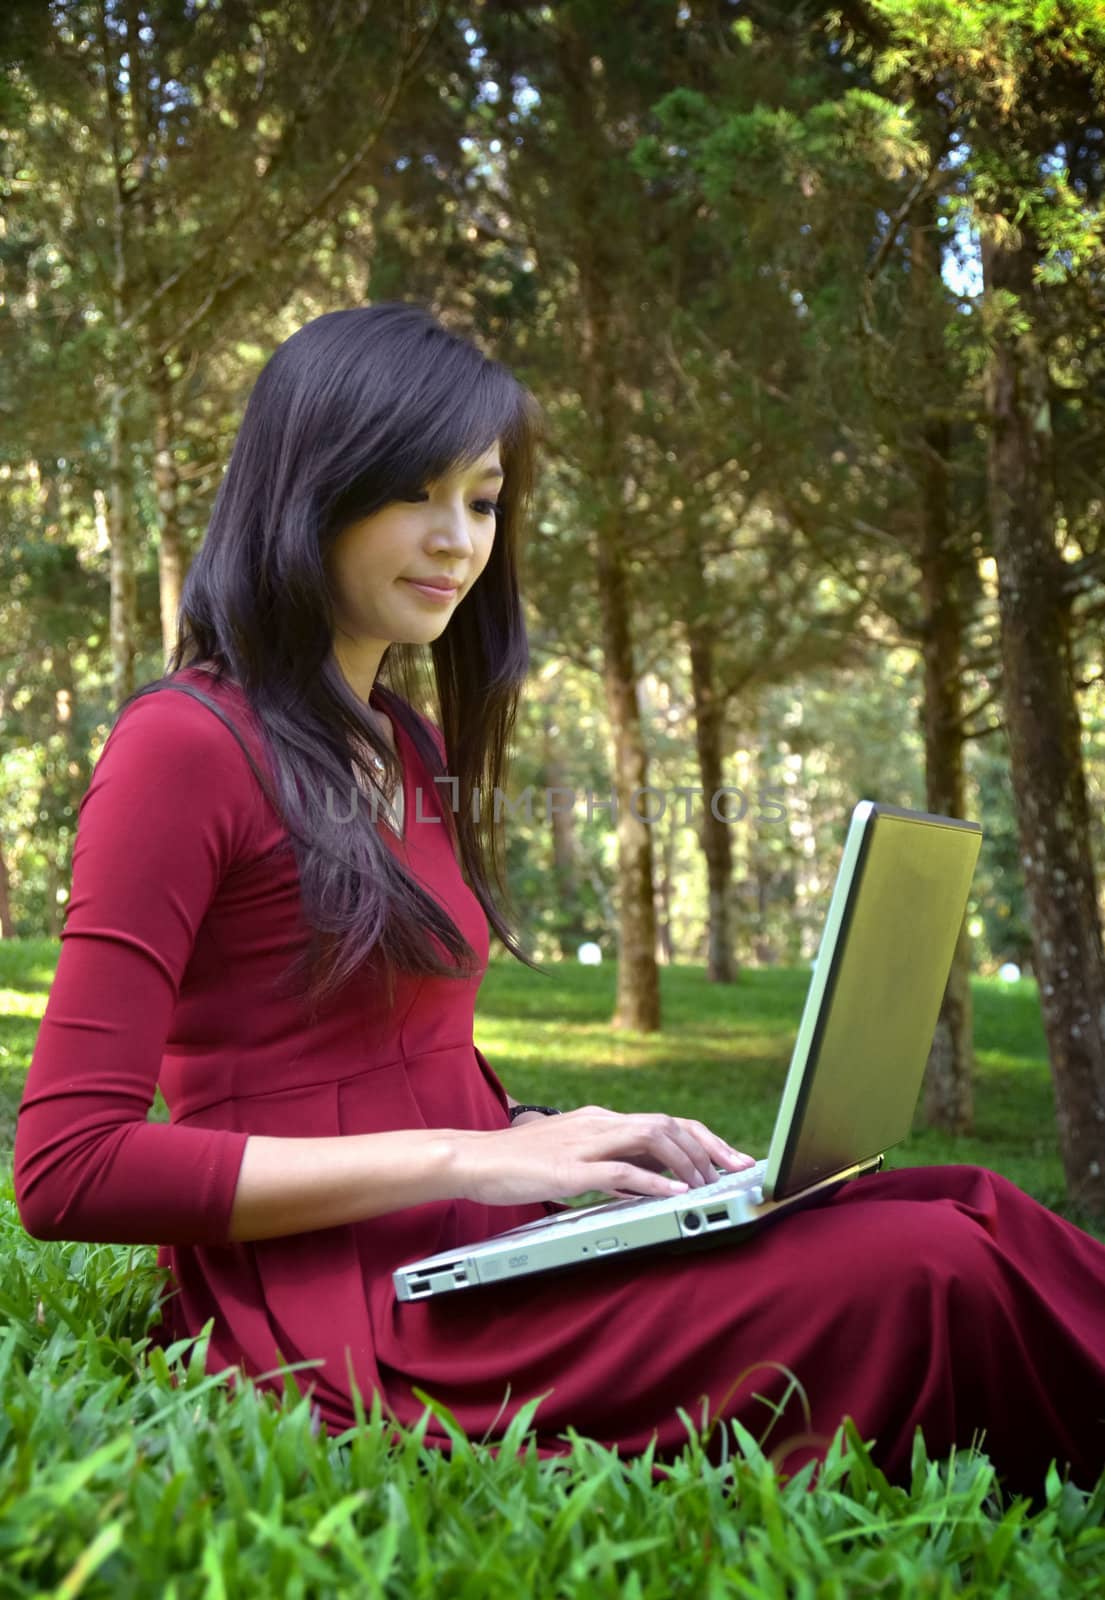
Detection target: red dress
<box><xmin>14</xmin><ymin>665</ymin><xmax>1105</xmax><ymax>1503</ymax></box>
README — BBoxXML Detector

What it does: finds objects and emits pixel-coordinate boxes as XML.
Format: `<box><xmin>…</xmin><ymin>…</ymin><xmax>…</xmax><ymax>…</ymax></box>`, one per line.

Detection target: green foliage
<box><xmin>4</xmin><ymin>947</ymin><xmax>1105</xmax><ymax>1592</ymax></box>
<box><xmin>1</xmin><ymin>1211</ymin><xmax>1104</xmax><ymax>1595</ymax></box>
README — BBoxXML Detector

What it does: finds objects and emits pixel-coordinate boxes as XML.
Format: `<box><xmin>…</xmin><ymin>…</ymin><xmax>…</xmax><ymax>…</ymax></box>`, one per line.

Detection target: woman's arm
<box><xmin>14</xmin><ymin>692</ymin><xmax>263</xmax><ymax>1247</ymax></box>
<box><xmin>231</xmin><ymin>1107</ymin><xmax>751</xmax><ymax>1241</ymax></box>
<box><xmin>227</xmin><ymin>1129</ymin><xmax>463</xmax><ymax>1241</ymax></box>
<box><xmin>227</xmin><ymin>1096</ymin><xmax>556</xmax><ymax>1241</ymax></box>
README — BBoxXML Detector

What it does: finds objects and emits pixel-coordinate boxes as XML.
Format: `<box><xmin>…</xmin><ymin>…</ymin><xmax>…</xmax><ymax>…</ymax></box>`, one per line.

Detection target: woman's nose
<box><xmin>430</xmin><ymin>511</ymin><xmax>477</xmax><ymax>553</ymax></box>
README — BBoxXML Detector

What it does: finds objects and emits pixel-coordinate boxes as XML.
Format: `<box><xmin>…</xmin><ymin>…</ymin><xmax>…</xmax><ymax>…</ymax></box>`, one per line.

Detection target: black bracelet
<box><xmin>508</xmin><ymin>1103</ymin><xmax>562</xmax><ymax>1121</ymax></box>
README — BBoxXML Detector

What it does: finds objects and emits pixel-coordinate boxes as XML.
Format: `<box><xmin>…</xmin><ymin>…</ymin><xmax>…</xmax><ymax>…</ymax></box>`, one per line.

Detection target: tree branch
<box><xmin>120</xmin><ymin>1</ymin><xmax>448</xmax><ymax>384</ymax></box>
<box><xmin>961</xmin><ymin>719</ymin><xmax>1007</xmax><ymax>742</ymax></box>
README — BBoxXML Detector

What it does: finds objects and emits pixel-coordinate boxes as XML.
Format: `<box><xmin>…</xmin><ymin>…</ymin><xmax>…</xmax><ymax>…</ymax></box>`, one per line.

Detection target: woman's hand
<box><xmin>456</xmin><ymin>1104</ymin><xmax>758</xmax><ymax>1207</ymax></box>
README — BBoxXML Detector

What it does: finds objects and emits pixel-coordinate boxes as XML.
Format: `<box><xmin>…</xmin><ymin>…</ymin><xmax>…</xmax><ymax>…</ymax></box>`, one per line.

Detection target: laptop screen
<box><xmin>764</xmin><ymin>802</ymin><xmax>982</xmax><ymax>1201</ymax></box>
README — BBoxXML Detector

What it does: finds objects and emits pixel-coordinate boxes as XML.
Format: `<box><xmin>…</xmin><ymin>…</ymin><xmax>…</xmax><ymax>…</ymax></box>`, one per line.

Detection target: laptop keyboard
<box><xmin>688</xmin><ymin>1158</ymin><xmax>768</xmax><ymax>1199</ymax></box>
<box><xmin>532</xmin><ymin>1158</ymin><xmax>770</xmax><ymax>1229</ymax></box>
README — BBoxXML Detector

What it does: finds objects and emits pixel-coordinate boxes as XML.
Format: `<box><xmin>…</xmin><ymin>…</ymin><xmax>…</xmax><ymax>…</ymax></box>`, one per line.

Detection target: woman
<box><xmin>14</xmin><ymin>302</ymin><xmax>1105</xmax><ymax>1506</ymax></box>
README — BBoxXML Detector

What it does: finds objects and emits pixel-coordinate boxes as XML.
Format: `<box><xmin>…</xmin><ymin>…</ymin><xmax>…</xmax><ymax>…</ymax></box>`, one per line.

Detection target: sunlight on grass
<box><xmin>0</xmin><ymin>941</ymin><xmax>1089</xmax><ymax>1225</ymax></box>
<box><xmin>0</xmin><ymin>988</ymin><xmax>48</xmax><ymax>1019</ymax></box>
<box><xmin>2</xmin><ymin>938</ymin><xmax>1104</xmax><ymax>1589</ymax></box>
<box><xmin>477</xmin><ymin>1018</ymin><xmax>788</xmax><ymax>1076</ymax></box>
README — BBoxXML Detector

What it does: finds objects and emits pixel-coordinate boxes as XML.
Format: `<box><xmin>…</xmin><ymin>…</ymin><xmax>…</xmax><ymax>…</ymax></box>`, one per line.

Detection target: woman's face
<box><xmin>326</xmin><ymin>443</ymin><xmax>503</xmax><ymax>659</ymax></box>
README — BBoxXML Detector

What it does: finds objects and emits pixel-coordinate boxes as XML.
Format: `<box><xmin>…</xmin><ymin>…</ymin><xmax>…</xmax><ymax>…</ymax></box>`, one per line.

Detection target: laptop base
<box><xmin>395</xmin><ymin>1156</ymin><xmax>885</xmax><ymax>1301</ymax></box>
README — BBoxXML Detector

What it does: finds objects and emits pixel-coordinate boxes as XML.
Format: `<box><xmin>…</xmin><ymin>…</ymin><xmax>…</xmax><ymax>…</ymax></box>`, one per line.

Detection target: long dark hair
<box><xmin>117</xmin><ymin>301</ymin><xmax>548</xmax><ymax>1020</ymax></box>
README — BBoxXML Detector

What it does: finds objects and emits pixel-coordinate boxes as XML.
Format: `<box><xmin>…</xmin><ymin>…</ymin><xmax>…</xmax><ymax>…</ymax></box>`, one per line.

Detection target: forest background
<box><xmin>2</xmin><ymin>0</ymin><xmax>1105</xmax><ymax>1219</ymax></box>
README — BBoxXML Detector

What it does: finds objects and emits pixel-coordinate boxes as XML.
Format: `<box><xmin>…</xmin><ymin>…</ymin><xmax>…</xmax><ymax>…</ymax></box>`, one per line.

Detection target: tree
<box><xmin>819</xmin><ymin>0</ymin><xmax>1105</xmax><ymax>1212</ymax></box>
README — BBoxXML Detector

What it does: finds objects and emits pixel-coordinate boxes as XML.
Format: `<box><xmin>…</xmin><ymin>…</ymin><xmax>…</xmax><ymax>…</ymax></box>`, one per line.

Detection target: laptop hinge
<box><xmin>789</xmin><ymin>1151</ymin><xmax>884</xmax><ymax>1198</ymax></box>
<box><xmin>843</xmin><ymin>1152</ymin><xmax>885</xmax><ymax>1181</ymax></box>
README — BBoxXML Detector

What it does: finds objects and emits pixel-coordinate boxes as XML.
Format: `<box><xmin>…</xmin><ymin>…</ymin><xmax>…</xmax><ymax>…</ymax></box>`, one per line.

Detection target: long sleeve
<box><xmin>12</xmin><ymin>688</ymin><xmax>261</xmax><ymax>1246</ymax></box>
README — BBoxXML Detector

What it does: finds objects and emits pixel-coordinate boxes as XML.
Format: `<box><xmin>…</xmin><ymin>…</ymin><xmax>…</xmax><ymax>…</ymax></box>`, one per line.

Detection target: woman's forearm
<box><xmin>227</xmin><ymin>1129</ymin><xmax>462</xmax><ymax>1243</ymax></box>
<box><xmin>228</xmin><ymin>1087</ymin><xmax>541</xmax><ymax>1244</ymax></box>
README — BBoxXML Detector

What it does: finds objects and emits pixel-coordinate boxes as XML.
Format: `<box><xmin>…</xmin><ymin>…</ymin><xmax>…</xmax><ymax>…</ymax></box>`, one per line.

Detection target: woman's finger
<box><xmin>653</xmin><ymin>1125</ymin><xmax>717</xmax><ymax>1187</ymax></box>
<box><xmin>682</xmin><ymin>1117</ymin><xmax>758</xmax><ymax>1169</ymax></box>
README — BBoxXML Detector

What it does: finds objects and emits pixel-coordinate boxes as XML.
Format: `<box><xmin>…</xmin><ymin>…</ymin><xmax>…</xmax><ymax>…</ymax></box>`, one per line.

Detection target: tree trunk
<box><xmin>50</xmin><ymin>646</ymin><xmax>81</xmax><ymax>941</ymax></box>
<box><xmin>106</xmin><ymin>397</ymin><xmax>138</xmax><ymax>707</ymax></box>
<box><xmin>153</xmin><ymin>363</ymin><xmax>186</xmax><ymax>671</ymax></box>
<box><xmin>99</xmin><ymin>0</ymin><xmax>139</xmax><ymax>708</ymax></box>
<box><xmin>753</xmin><ymin>843</ymin><xmax>776</xmax><ymax>966</ymax></box>
<box><xmin>688</xmin><ymin>617</ymin><xmax>739</xmax><ymax>983</ymax></box>
<box><xmin>912</xmin><ymin>198</ymin><xmax>976</xmax><ymax>1134</ymax></box>
<box><xmin>0</xmin><ymin>842</ymin><xmax>13</xmax><ymax>939</ymax></box>
<box><xmin>654</xmin><ymin>811</ymin><xmax>676</xmax><ymax>965</ymax></box>
<box><xmin>539</xmin><ymin>698</ymin><xmax>590</xmax><ymax>959</ymax></box>
<box><xmin>982</xmin><ymin>219</ymin><xmax>1105</xmax><ymax>1218</ymax></box>
<box><xmin>596</xmin><ymin>512</ymin><xmax>662</xmax><ymax>1031</ymax></box>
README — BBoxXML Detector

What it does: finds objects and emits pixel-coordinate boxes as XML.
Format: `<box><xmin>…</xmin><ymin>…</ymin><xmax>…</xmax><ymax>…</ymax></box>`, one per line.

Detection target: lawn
<box><xmin>1</xmin><ymin>939</ymin><xmax>1104</xmax><ymax>1597</ymax></box>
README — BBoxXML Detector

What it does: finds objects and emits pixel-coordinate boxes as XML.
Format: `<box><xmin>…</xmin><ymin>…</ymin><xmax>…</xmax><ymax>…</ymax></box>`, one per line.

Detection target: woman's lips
<box><xmin>402</xmin><ymin>579</ymin><xmax>458</xmax><ymax>602</ymax></box>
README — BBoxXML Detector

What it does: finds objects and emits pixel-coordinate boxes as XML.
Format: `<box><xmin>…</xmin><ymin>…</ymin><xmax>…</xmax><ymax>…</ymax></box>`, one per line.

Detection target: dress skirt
<box><xmin>363</xmin><ymin>1161</ymin><xmax>1105</xmax><ymax>1504</ymax></box>
<box><xmin>156</xmin><ymin>1148</ymin><xmax>1105</xmax><ymax>1506</ymax></box>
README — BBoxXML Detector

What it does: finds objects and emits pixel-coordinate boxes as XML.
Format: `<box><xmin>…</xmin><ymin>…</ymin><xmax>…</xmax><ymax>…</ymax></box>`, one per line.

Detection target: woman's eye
<box><xmin>401</xmin><ymin>492</ymin><xmax>500</xmax><ymax>518</ymax></box>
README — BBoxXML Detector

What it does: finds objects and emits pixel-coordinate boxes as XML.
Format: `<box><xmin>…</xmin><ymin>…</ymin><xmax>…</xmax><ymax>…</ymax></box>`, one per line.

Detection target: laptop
<box><xmin>393</xmin><ymin>800</ymin><xmax>983</xmax><ymax>1302</ymax></box>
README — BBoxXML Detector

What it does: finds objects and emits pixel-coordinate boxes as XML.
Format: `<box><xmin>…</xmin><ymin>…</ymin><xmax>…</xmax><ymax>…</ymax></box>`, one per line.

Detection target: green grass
<box><xmin>2</xmin><ymin>939</ymin><xmax>1105</xmax><ymax>1597</ymax></box>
